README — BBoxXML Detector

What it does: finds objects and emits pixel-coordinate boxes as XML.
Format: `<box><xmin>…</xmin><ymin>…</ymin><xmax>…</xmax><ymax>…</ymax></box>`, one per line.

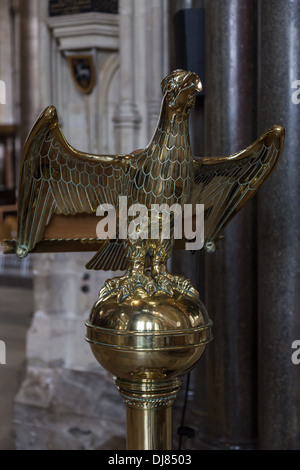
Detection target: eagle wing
<box><xmin>16</xmin><ymin>106</ymin><xmax>128</xmax><ymax>258</ymax></box>
<box><xmin>191</xmin><ymin>125</ymin><xmax>285</xmax><ymax>250</ymax></box>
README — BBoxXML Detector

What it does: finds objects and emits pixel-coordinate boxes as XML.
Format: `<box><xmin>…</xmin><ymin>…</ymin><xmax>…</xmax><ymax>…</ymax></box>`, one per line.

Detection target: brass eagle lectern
<box><xmin>4</xmin><ymin>69</ymin><xmax>285</xmax><ymax>450</ymax></box>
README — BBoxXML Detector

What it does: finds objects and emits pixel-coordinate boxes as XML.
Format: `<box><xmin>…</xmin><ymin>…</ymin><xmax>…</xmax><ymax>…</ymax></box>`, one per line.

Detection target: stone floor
<box><xmin>0</xmin><ymin>278</ymin><xmax>34</xmax><ymax>450</ymax></box>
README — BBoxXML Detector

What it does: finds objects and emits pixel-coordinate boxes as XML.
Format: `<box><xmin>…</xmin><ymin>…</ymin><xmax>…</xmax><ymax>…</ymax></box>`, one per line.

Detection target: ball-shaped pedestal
<box><xmin>85</xmin><ymin>288</ymin><xmax>212</xmax><ymax>450</ymax></box>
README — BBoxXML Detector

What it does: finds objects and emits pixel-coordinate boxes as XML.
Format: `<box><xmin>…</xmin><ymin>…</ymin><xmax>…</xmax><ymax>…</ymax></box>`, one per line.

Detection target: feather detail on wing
<box><xmin>86</xmin><ymin>238</ymin><xmax>127</xmax><ymax>271</ymax></box>
<box><xmin>16</xmin><ymin>106</ymin><xmax>128</xmax><ymax>258</ymax></box>
<box><xmin>191</xmin><ymin>125</ymin><xmax>285</xmax><ymax>250</ymax></box>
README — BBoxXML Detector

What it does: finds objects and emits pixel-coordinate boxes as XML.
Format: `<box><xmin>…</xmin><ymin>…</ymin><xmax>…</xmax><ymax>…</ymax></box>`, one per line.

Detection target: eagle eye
<box><xmin>167</xmin><ymin>80</ymin><xmax>176</xmax><ymax>93</ymax></box>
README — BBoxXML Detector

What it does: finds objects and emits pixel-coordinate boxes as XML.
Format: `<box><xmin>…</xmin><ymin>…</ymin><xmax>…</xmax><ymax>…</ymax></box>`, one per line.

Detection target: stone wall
<box><xmin>14</xmin><ymin>252</ymin><xmax>127</xmax><ymax>449</ymax></box>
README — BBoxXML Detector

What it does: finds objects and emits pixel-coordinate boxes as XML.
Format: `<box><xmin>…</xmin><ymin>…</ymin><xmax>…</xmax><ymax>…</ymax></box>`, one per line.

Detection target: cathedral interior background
<box><xmin>0</xmin><ymin>0</ymin><xmax>299</xmax><ymax>450</ymax></box>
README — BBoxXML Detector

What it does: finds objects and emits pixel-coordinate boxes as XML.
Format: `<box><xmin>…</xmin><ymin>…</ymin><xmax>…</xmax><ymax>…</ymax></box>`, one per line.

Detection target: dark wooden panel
<box><xmin>49</xmin><ymin>0</ymin><xmax>118</xmax><ymax>16</ymax></box>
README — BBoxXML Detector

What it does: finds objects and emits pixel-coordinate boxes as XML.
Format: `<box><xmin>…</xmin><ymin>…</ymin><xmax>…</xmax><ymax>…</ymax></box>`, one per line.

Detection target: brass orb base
<box><xmin>85</xmin><ymin>289</ymin><xmax>212</xmax><ymax>450</ymax></box>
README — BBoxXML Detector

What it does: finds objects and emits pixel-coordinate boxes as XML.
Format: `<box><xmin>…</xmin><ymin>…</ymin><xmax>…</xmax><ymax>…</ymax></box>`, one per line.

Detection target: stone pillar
<box><xmin>113</xmin><ymin>0</ymin><xmax>141</xmax><ymax>153</ymax></box>
<box><xmin>132</xmin><ymin>0</ymin><xmax>169</xmax><ymax>146</ymax></box>
<box><xmin>19</xmin><ymin>0</ymin><xmax>40</xmax><ymax>147</ymax></box>
<box><xmin>147</xmin><ymin>0</ymin><xmax>169</xmax><ymax>137</ymax></box>
<box><xmin>114</xmin><ymin>0</ymin><xmax>170</xmax><ymax>152</ymax></box>
<box><xmin>0</xmin><ymin>0</ymin><xmax>15</xmax><ymax>125</ymax></box>
<box><xmin>203</xmin><ymin>0</ymin><xmax>258</xmax><ymax>449</ymax></box>
<box><xmin>257</xmin><ymin>0</ymin><xmax>300</xmax><ymax>450</ymax></box>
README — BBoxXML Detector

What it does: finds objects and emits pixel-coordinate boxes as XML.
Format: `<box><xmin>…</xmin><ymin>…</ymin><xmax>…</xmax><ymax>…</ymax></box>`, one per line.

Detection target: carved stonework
<box><xmin>67</xmin><ymin>54</ymin><xmax>96</xmax><ymax>95</ymax></box>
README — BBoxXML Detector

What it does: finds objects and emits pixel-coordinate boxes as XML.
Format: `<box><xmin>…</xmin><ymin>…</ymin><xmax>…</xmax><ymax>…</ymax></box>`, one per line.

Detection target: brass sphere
<box><xmin>85</xmin><ymin>288</ymin><xmax>212</xmax><ymax>382</ymax></box>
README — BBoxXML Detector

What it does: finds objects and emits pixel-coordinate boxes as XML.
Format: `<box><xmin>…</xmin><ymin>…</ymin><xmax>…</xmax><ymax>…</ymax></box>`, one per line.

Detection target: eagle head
<box><xmin>161</xmin><ymin>69</ymin><xmax>202</xmax><ymax>113</ymax></box>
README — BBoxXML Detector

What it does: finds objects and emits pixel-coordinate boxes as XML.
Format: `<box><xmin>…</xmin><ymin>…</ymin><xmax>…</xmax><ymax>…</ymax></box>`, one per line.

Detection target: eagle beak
<box><xmin>184</xmin><ymin>72</ymin><xmax>202</xmax><ymax>94</ymax></box>
<box><xmin>193</xmin><ymin>77</ymin><xmax>202</xmax><ymax>93</ymax></box>
<box><xmin>180</xmin><ymin>72</ymin><xmax>202</xmax><ymax>94</ymax></box>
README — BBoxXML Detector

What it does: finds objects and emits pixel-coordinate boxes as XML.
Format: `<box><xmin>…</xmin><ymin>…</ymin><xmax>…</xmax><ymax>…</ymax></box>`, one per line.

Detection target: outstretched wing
<box><xmin>16</xmin><ymin>106</ymin><xmax>128</xmax><ymax>258</ymax></box>
<box><xmin>191</xmin><ymin>125</ymin><xmax>285</xmax><ymax>250</ymax></box>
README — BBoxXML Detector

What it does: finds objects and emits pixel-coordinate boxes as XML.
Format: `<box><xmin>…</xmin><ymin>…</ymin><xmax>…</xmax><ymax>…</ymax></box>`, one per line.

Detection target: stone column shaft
<box><xmin>114</xmin><ymin>0</ymin><xmax>141</xmax><ymax>153</ymax></box>
<box><xmin>19</xmin><ymin>0</ymin><xmax>40</xmax><ymax>147</ymax></box>
<box><xmin>203</xmin><ymin>0</ymin><xmax>258</xmax><ymax>449</ymax></box>
<box><xmin>0</xmin><ymin>0</ymin><xmax>14</xmax><ymax>124</ymax></box>
<box><xmin>257</xmin><ymin>0</ymin><xmax>300</xmax><ymax>450</ymax></box>
<box><xmin>148</xmin><ymin>0</ymin><xmax>167</xmax><ymax>136</ymax></box>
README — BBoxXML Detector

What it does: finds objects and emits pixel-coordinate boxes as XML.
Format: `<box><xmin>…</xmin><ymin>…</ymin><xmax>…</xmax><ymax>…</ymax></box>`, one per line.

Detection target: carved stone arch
<box><xmin>97</xmin><ymin>53</ymin><xmax>120</xmax><ymax>155</ymax></box>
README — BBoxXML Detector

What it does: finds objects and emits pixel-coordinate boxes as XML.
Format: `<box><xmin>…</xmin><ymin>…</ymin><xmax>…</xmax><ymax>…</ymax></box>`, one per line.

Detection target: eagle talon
<box><xmin>98</xmin><ymin>278</ymin><xmax>120</xmax><ymax>299</ymax></box>
<box><xmin>177</xmin><ymin>278</ymin><xmax>199</xmax><ymax>299</ymax></box>
<box><xmin>154</xmin><ymin>272</ymin><xmax>199</xmax><ymax>299</ymax></box>
<box><xmin>154</xmin><ymin>275</ymin><xmax>174</xmax><ymax>296</ymax></box>
<box><xmin>98</xmin><ymin>272</ymin><xmax>158</xmax><ymax>302</ymax></box>
<box><xmin>145</xmin><ymin>280</ymin><xmax>157</xmax><ymax>297</ymax></box>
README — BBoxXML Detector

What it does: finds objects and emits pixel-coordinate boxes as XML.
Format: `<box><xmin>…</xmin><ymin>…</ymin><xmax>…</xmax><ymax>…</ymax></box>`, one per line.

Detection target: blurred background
<box><xmin>0</xmin><ymin>0</ymin><xmax>299</xmax><ymax>450</ymax></box>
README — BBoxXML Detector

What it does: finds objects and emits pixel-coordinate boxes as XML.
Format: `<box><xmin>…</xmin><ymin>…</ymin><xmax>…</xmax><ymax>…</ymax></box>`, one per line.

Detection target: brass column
<box><xmin>117</xmin><ymin>378</ymin><xmax>181</xmax><ymax>450</ymax></box>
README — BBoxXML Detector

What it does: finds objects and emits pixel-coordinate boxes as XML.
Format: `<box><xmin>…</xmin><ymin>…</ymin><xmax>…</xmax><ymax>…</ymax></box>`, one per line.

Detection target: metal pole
<box><xmin>117</xmin><ymin>378</ymin><xmax>180</xmax><ymax>450</ymax></box>
<box><xmin>126</xmin><ymin>406</ymin><xmax>173</xmax><ymax>450</ymax></box>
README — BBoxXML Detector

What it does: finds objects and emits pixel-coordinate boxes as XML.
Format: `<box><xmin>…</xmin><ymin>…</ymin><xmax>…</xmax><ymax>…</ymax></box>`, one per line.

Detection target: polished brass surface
<box><xmin>117</xmin><ymin>377</ymin><xmax>180</xmax><ymax>450</ymax></box>
<box><xmin>86</xmin><ymin>290</ymin><xmax>212</xmax><ymax>449</ymax></box>
<box><xmin>86</xmin><ymin>290</ymin><xmax>212</xmax><ymax>381</ymax></box>
<box><xmin>9</xmin><ymin>69</ymin><xmax>284</xmax><ymax>303</ymax></box>
<box><xmin>126</xmin><ymin>405</ymin><xmax>173</xmax><ymax>450</ymax></box>
<box><xmin>10</xmin><ymin>69</ymin><xmax>285</xmax><ymax>450</ymax></box>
